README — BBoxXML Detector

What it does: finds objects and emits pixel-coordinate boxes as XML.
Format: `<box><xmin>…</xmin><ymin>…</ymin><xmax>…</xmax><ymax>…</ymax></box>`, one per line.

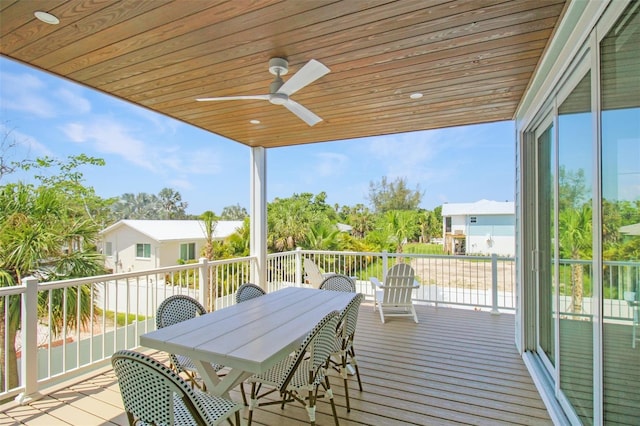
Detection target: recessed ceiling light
<box><xmin>410</xmin><ymin>93</ymin><xmax>423</xmax><ymax>99</ymax></box>
<box><xmin>250</xmin><ymin>119</ymin><xmax>261</xmax><ymax>125</ymax></box>
<box><xmin>34</xmin><ymin>11</ymin><xmax>60</xmax><ymax>25</ymax></box>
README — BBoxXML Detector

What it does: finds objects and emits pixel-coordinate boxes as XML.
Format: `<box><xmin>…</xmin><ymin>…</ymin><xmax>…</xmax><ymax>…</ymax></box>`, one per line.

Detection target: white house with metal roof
<box><xmin>441</xmin><ymin>200</ymin><xmax>515</xmax><ymax>257</ymax></box>
<box><xmin>100</xmin><ymin>220</ymin><xmax>243</xmax><ymax>273</ymax></box>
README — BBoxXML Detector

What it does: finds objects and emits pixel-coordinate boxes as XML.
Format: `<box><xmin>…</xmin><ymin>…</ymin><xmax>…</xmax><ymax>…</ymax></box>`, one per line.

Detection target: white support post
<box><xmin>16</xmin><ymin>277</ymin><xmax>42</xmax><ymax>404</ymax></box>
<box><xmin>250</xmin><ymin>147</ymin><xmax>267</xmax><ymax>291</ymax></box>
<box><xmin>198</xmin><ymin>257</ymin><xmax>209</xmax><ymax>309</ymax></box>
<box><xmin>381</xmin><ymin>250</ymin><xmax>389</xmax><ymax>278</ymax></box>
<box><xmin>295</xmin><ymin>247</ymin><xmax>303</xmax><ymax>286</ymax></box>
<box><xmin>491</xmin><ymin>253</ymin><xmax>500</xmax><ymax>315</ymax></box>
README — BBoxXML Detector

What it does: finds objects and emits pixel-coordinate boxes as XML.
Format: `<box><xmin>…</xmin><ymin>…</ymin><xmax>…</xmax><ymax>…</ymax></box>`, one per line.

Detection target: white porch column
<box><xmin>16</xmin><ymin>277</ymin><xmax>42</xmax><ymax>404</ymax></box>
<box><xmin>250</xmin><ymin>146</ymin><xmax>267</xmax><ymax>290</ymax></box>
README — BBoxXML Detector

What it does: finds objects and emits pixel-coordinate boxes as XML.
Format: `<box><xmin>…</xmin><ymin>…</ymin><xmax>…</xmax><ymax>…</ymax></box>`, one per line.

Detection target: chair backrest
<box><xmin>236</xmin><ymin>283</ymin><xmax>266</xmax><ymax>303</ymax></box>
<box><xmin>279</xmin><ymin>310</ymin><xmax>340</xmax><ymax>390</ymax></box>
<box><xmin>382</xmin><ymin>263</ymin><xmax>416</xmax><ymax>304</ymax></box>
<box><xmin>303</xmin><ymin>258</ymin><xmax>325</xmax><ymax>288</ymax></box>
<box><xmin>112</xmin><ymin>349</ymin><xmax>237</xmax><ymax>425</ymax></box>
<box><xmin>320</xmin><ymin>274</ymin><xmax>355</xmax><ymax>292</ymax></box>
<box><xmin>156</xmin><ymin>295</ymin><xmax>207</xmax><ymax>329</ymax></box>
<box><xmin>341</xmin><ymin>293</ymin><xmax>364</xmax><ymax>343</ymax></box>
<box><xmin>384</xmin><ymin>263</ymin><xmax>415</xmax><ymax>287</ymax></box>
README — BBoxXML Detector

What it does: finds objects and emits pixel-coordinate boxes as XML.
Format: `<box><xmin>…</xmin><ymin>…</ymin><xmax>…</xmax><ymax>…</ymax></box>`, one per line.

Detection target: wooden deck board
<box><xmin>0</xmin><ymin>302</ymin><xmax>553</xmax><ymax>425</ymax></box>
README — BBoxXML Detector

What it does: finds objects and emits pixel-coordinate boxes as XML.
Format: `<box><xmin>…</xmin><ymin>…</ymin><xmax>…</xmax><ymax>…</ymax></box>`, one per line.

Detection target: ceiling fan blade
<box><xmin>283</xmin><ymin>99</ymin><xmax>323</xmax><ymax>126</ymax></box>
<box><xmin>278</xmin><ymin>59</ymin><xmax>330</xmax><ymax>96</ymax></box>
<box><xmin>196</xmin><ymin>95</ymin><xmax>269</xmax><ymax>101</ymax></box>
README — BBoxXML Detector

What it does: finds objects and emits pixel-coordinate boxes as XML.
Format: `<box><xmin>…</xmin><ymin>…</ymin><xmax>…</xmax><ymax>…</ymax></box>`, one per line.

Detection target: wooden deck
<box><xmin>0</xmin><ymin>302</ymin><xmax>552</xmax><ymax>425</ymax></box>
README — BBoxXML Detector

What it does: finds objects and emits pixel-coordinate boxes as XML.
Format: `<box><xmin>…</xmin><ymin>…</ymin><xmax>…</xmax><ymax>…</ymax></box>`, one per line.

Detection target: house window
<box><xmin>445</xmin><ymin>217</ymin><xmax>452</xmax><ymax>232</ymax></box>
<box><xmin>470</xmin><ymin>216</ymin><xmax>477</xmax><ymax>223</ymax></box>
<box><xmin>105</xmin><ymin>242</ymin><xmax>113</xmax><ymax>256</ymax></box>
<box><xmin>180</xmin><ymin>243</ymin><xmax>196</xmax><ymax>261</ymax></box>
<box><xmin>136</xmin><ymin>243</ymin><xmax>151</xmax><ymax>258</ymax></box>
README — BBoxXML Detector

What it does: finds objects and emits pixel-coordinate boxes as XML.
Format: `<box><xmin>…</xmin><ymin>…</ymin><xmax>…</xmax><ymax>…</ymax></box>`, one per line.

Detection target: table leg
<box><xmin>193</xmin><ymin>360</ymin><xmax>251</xmax><ymax>400</ymax></box>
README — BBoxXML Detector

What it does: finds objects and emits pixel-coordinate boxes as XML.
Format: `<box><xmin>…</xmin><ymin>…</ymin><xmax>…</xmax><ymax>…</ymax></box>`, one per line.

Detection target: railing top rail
<box><xmin>290</xmin><ymin>249</ymin><xmax>515</xmax><ymax>262</ymax></box>
<box><xmin>0</xmin><ymin>284</ymin><xmax>26</xmax><ymax>296</ymax></box>
<box><xmin>35</xmin><ymin>256</ymin><xmax>257</xmax><ymax>290</ymax></box>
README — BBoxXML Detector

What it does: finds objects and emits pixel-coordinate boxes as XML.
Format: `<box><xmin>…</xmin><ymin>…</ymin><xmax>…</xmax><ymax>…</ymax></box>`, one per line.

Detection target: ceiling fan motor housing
<box><xmin>268</xmin><ymin>57</ymin><xmax>288</xmax><ymax>76</ymax></box>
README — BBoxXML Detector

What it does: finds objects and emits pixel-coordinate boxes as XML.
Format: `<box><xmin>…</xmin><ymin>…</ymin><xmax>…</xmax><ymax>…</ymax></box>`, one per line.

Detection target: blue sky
<box><xmin>1</xmin><ymin>57</ymin><xmax>515</xmax><ymax>216</ymax></box>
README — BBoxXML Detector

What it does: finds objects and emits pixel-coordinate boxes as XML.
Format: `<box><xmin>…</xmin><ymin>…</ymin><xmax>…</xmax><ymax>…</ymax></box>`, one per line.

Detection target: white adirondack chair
<box><xmin>303</xmin><ymin>257</ymin><xmax>335</xmax><ymax>288</ymax></box>
<box><xmin>370</xmin><ymin>263</ymin><xmax>419</xmax><ymax>323</ymax></box>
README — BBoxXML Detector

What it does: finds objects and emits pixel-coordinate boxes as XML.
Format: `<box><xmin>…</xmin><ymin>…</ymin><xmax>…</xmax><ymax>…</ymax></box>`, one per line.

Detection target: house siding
<box><xmin>442</xmin><ymin>200</ymin><xmax>515</xmax><ymax>256</ymax></box>
<box><xmin>103</xmin><ymin>228</ymin><xmax>160</xmax><ymax>273</ymax></box>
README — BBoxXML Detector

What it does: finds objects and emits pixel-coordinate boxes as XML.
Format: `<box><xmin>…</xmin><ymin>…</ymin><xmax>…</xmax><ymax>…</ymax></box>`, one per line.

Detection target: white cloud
<box><xmin>60</xmin><ymin>118</ymin><xmax>154</xmax><ymax>170</ymax></box>
<box><xmin>156</xmin><ymin>146</ymin><xmax>222</xmax><ymax>176</ymax></box>
<box><xmin>0</xmin><ymin>69</ymin><xmax>93</xmax><ymax>118</ymax></box>
<box><xmin>314</xmin><ymin>152</ymin><xmax>349</xmax><ymax>177</ymax></box>
<box><xmin>56</xmin><ymin>88</ymin><xmax>91</xmax><ymax>114</ymax></box>
<box><xmin>366</xmin><ymin>131</ymin><xmax>445</xmax><ymax>183</ymax></box>
<box><xmin>0</xmin><ymin>71</ymin><xmax>56</xmax><ymax>117</ymax></box>
<box><xmin>168</xmin><ymin>177</ymin><xmax>193</xmax><ymax>190</ymax></box>
<box><xmin>59</xmin><ymin>116</ymin><xmax>226</xmax><ymax>177</ymax></box>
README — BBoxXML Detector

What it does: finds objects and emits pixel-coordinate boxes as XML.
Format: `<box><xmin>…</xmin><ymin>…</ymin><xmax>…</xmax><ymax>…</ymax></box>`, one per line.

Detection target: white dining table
<box><xmin>140</xmin><ymin>286</ymin><xmax>357</xmax><ymax>399</ymax></box>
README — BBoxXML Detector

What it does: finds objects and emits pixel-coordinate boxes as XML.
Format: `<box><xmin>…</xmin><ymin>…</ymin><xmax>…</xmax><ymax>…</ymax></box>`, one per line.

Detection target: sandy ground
<box><xmin>410</xmin><ymin>256</ymin><xmax>515</xmax><ymax>292</ymax></box>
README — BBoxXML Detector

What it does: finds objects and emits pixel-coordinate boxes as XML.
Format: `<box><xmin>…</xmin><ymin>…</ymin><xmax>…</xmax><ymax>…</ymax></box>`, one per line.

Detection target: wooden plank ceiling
<box><xmin>0</xmin><ymin>0</ymin><xmax>567</xmax><ymax>148</ymax></box>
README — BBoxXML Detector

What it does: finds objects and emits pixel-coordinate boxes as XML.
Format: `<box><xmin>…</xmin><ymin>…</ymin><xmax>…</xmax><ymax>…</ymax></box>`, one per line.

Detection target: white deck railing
<box><xmin>2</xmin><ymin>250</ymin><xmax>637</xmax><ymax>405</ymax></box>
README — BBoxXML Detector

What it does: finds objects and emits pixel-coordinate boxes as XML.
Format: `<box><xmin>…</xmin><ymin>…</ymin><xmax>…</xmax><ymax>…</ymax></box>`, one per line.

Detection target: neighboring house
<box><xmin>100</xmin><ymin>220</ymin><xmax>243</xmax><ymax>273</ymax></box>
<box><xmin>441</xmin><ymin>200</ymin><xmax>515</xmax><ymax>257</ymax></box>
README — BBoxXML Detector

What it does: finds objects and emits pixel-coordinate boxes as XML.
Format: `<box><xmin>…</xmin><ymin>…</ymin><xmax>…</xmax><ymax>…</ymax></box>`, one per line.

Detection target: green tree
<box><xmin>19</xmin><ymin>154</ymin><xmax>114</xmax><ymax>227</ymax></box>
<box><xmin>111</xmin><ymin>188</ymin><xmax>188</xmax><ymax>221</ymax></box>
<box><xmin>158</xmin><ymin>187</ymin><xmax>188</xmax><ymax>219</ymax></box>
<box><xmin>418</xmin><ymin>208</ymin><xmax>442</xmax><ymax>243</ymax></box>
<box><xmin>344</xmin><ymin>204</ymin><xmax>375</xmax><ymax>239</ymax></box>
<box><xmin>367</xmin><ymin>176</ymin><xmax>423</xmax><ymax>213</ymax></box>
<box><xmin>200</xmin><ymin>210</ymin><xmax>219</xmax><ymax>260</ymax></box>
<box><xmin>383</xmin><ymin>210</ymin><xmax>420</xmax><ymax>253</ymax></box>
<box><xmin>0</xmin><ymin>176</ymin><xmax>105</xmax><ymax>390</ymax></box>
<box><xmin>111</xmin><ymin>192</ymin><xmax>159</xmax><ymax>220</ymax></box>
<box><xmin>559</xmin><ymin>204</ymin><xmax>592</xmax><ymax>313</ymax></box>
<box><xmin>220</xmin><ymin>204</ymin><xmax>248</xmax><ymax>220</ymax></box>
<box><xmin>303</xmin><ymin>223</ymin><xmax>340</xmax><ymax>250</ymax></box>
<box><xmin>225</xmin><ymin>218</ymin><xmax>250</xmax><ymax>257</ymax></box>
<box><xmin>267</xmin><ymin>192</ymin><xmax>336</xmax><ymax>252</ymax></box>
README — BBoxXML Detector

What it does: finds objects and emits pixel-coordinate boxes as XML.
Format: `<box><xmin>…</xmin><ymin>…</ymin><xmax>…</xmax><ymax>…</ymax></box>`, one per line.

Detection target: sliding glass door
<box><xmin>535</xmin><ymin>116</ymin><xmax>556</xmax><ymax>371</ymax></box>
<box><xmin>600</xmin><ymin>3</ymin><xmax>640</xmax><ymax>423</ymax></box>
<box><xmin>524</xmin><ymin>2</ymin><xmax>639</xmax><ymax>424</ymax></box>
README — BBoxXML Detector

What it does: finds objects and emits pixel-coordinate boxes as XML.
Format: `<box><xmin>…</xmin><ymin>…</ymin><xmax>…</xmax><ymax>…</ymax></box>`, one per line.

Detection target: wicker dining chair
<box><xmin>246</xmin><ymin>310</ymin><xmax>341</xmax><ymax>426</ymax></box>
<box><xmin>330</xmin><ymin>293</ymin><xmax>364</xmax><ymax>412</ymax></box>
<box><xmin>112</xmin><ymin>349</ymin><xmax>242</xmax><ymax>426</ymax></box>
<box><xmin>319</xmin><ymin>274</ymin><xmax>356</xmax><ymax>292</ymax></box>
<box><xmin>156</xmin><ymin>295</ymin><xmax>224</xmax><ymax>389</ymax></box>
<box><xmin>235</xmin><ymin>283</ymin><xmax>266</xmax><ymax>303</ymax></box>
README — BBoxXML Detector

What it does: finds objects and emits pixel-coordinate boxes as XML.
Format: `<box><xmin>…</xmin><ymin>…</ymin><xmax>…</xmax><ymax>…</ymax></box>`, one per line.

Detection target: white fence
<box><xmin>2</xmin><ymin>250</ymin><xmax>637</xmax><ymax>406</ymax></box>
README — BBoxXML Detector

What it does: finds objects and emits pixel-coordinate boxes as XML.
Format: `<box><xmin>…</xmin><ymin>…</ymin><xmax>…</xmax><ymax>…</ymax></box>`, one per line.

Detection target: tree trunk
<box><xmin>571</xmin><ymin>262</ymin><xmax>584</xmax><ymax>314</ymax></box>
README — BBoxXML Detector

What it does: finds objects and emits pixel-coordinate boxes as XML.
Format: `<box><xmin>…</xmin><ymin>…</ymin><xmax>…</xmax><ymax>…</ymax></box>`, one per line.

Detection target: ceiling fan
<box><xmin>196</xmin><ymin>58</ymin><xmax>330</xmax><ymax>126</ymax></box>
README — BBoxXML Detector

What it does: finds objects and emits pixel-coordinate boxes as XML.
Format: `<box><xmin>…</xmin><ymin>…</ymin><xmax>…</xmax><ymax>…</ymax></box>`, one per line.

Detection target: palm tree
<box><xmin>559</xmin><ymin>204</ymin><xmax>592</xmax><ymax>314</ymax></box>
<box><xmin>384</xmin><ymin>210</ymin><xmax>419</xmax><ymax>254</ymax></box>
<box><xmin>200</xmin><ymin>210</ymin><xmax>218</xmax><ymax>260</ymax></box>
<box><xmin>0</xmin><ymin>183</ymin><xmax>105</xmax><ymax>390</ymax></box>
<box><xmin>225</xmin><ymin>218</ymin><xmax>250</xmax><ymax>257</ymax></box>
<box><xmin>158</xmin><ymin>187</ymin><xmax>188</xmax><ymax>219</ymax></box>
<box><xmin>304</xmin><ymin>223</ymin><xmax>340</xmax><ymax>250</ymax></box>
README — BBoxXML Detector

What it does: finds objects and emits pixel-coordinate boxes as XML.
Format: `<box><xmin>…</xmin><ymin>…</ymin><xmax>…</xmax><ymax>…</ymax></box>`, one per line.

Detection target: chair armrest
<box><xmin>412</xmin><ymin>280</ymin><xmax>420</xmax><ymax>289</ymax></box>
<box><xmin>370</xmin><ymin>277</ymin><xmax>383</xmax><ymax>289</ymax></box>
